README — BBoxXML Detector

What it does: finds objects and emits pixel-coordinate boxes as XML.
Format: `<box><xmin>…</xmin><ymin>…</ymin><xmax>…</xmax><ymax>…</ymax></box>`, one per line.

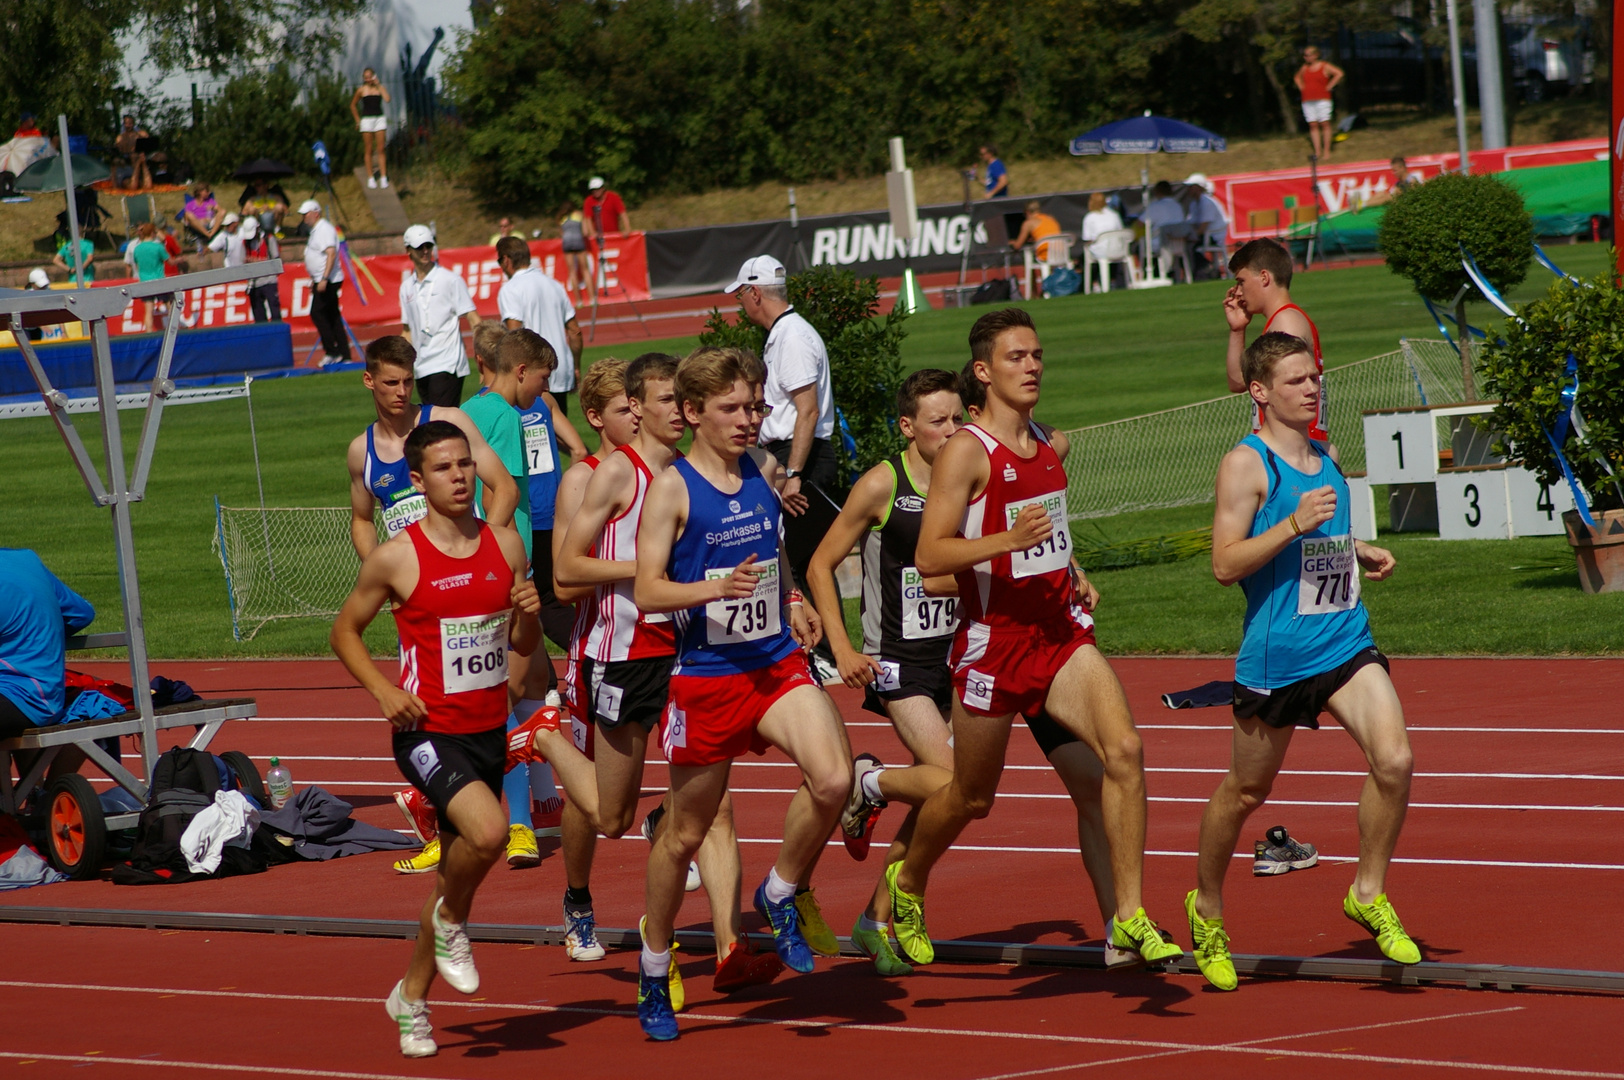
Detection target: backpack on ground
<box><xmin>112</xmin><ymin>747</ymin><xmax>268</xmax><ymax>885</ymax></box>
<box><xmin>969</xmin><ymin>277</ymin><xmax>1013</xmax><ymax>304</ymax></box>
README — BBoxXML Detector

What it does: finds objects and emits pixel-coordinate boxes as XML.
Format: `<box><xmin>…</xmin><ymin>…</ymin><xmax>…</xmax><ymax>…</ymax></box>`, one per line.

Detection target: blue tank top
<box><xmin>520</xmin><ymin>400</ymin><xmax>560</xmax><ymax>530</ymax></box>
<box><xmin>1234</xmin><ymin>435</ymin><xmax>1374</xmax><ymax>690</ymax></box>
<box><xmin>669</xmin><ymin>454</ymin><xmax>798</xmax><ymax>676</ymax></box>
<box><xmin>365</xmin><ymin>405</ymin><xmax>432</xmax><ymax>541</ymax></box>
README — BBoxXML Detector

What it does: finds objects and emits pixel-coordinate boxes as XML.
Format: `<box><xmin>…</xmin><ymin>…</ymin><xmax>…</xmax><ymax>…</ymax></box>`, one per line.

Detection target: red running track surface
<box><xmin>3</xmin><ymin>657</ymin><xmax>1620</xmax><ymax>1076</ymax></box>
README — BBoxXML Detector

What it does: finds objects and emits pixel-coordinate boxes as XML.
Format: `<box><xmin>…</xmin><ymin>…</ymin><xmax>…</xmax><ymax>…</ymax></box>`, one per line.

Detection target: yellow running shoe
<box><xmin>1184</xmin><ymin>889</ymin><xmax>1238</xmax><ymax>991</ymax></box>
<box><xmin>1343</xmin><ymin>889</ymin><xmax>1421</xmax><ymax>964</ymax></box>
<box><xmin>794</xmin><ymin>889</ymin><xmax>841</xmax><ymax>957</ymax></box>
<box><xmin>1109</xmin><ymin>907</ymin><xmax>1185</xmax><ymax>965</ymax></box>
<box><xmin>394</xmin><ymin>838</ymin><xmax>440</xmax><ymax>875</ymax></box>
<box><xmin>639</xmin><ymin>916</ymin><xmax>685</xmax><ymax>1013</ymax></box>
<box><xmin>505</xmin><ymin>823</ymin><xmax>540</xmax><ymax>868</ymax></box>
<box><xmin>885</xmin><ymin>860</ymin><xmax>933</xmax><ymax>965</ymax></box>
<box><xmin>850</xmin><ymin>915</ymin><xmax>912</xmax><ymax>976</ymax></box>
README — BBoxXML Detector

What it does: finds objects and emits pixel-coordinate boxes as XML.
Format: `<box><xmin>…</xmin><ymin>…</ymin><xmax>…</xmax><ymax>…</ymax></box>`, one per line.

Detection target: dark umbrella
<box><xmin>232</xmin><ymin>157</ymin><xmax>296</xmax><ymax>179</ymax></box>
<box><xmin>1069</xmin><ymin>112</ymin><xmax>1226</xmax><ymax>281</ymax></box>
<box><xmin>15</xmin><ymin>153</ymin><xmax>111</xmax><ymax>192</ymax></box>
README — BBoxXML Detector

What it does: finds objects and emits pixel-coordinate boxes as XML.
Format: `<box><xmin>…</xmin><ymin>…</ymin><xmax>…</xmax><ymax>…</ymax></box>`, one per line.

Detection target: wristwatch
<box><xmin>784</xmin><ymin>468</ymin><xmax>802</xmax><ymax>479</ymax></box>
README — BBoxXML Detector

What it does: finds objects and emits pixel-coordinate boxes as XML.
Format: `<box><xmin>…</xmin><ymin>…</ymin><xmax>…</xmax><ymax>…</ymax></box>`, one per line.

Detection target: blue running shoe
<box><xmin>753</xmin><ymin>878</ymin><xmax>815</xmax><ymax>973</ymax></box>
<box><xmin>637</xmin><ymin>971</ymin><xmax>679</xmax><ymax>1041</ymax></box>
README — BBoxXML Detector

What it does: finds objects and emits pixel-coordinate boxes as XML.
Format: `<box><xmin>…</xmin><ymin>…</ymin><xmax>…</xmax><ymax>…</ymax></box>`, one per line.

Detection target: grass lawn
<box><xmin>4</xmin><ymin>244</ymin><xmax>1617</xmax><ymax>659</ymax></box>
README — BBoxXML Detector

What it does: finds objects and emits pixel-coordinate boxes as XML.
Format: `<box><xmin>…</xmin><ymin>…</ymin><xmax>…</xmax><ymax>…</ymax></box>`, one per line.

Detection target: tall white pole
<box><xmin>1474</xmin><ymin>0</ymin><xmax>1507</xmax><ymax>149</ymax></box>
<box><xmin>59</xmin><ymin>115</ymin><xmax>87</xmax><ymax>289</ymax></box>
<box><xmin>1446</xmin><ymin>0</ymin><xmax>1473</xmax><ymax>171</ymax></box>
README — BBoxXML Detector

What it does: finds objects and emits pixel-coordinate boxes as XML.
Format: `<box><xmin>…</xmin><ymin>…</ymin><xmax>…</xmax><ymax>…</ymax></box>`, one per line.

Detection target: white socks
<box><xmin>641</xmin><ymin>943</ymin><xmax>671</xmax><ymax>977</ymax></box>
<box><xmin>762</xmin><ymin>867</ymin><xmax>796</xmax><ymax>904</ymax></box>
<box><xmin>860</xmin><ymin>768</ymin><xmax>885</xmax><ymax>805</ymax></box>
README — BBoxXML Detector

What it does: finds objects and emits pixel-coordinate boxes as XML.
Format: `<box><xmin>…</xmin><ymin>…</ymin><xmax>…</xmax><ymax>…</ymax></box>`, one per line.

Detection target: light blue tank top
<box><xmin>669</xmin><ymin>454</ymin><xmax>797</xmax><ymax>677</ymax></box>
<box><xmin>1234</xmin><ymin>435</ymin><xmax>1374</xmax><ymax>690</ymax></box>
<box><xmin>365</xmin><ymin>405</ymin><xmax>432</xmax><ymax>540</ymax></box>
<box><xmin>520</xmin><ymin>400</ymin><xmax>561</xmax><ymax>530</ymax></box>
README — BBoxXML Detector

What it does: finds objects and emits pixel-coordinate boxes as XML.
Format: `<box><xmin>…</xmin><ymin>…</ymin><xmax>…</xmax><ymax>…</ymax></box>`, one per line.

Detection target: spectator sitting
<box><xmin>1182</xmin><ymin>173</ymin><xmax>1228</xmax><ymax>276</ymax></box>
<box><xmin>1081</xmin><ymin>191</ymin><xmax>1125</xmax><ymax>255</ymax></box>
<box><xmin>583</xmin><ymin>177</ymin><xmax>629</xmax><ymax>234</ymax></box>
<box><xmin>489</xmin><ymin>216</ymin><xmax>524</xmax><ymax>246</ymax></box>
<box><xmin>1010</xmin><ymin>199</ymin><xmax>1063</xmax><ymax>295</ymax></box>
<box><xmin>0</xmin><ymin>548</ymin><xmax>97</xmax><ymax>782</ymax></box>
<box><xmin>239</xmin><ymin>177</ymin><xmax>291</xmax><ymax>237</ymax></box>
<box><xmin>1368</xmin><ymin>156</ymin><xmax>1423</xmax><ymax>207</ymax></box>
<box><xmin>52</xmin><ymin>235</ymin><xmax>96</xmax><ymax>282</ymax></box>
<box><xmin>1139</xmin><ymin>181</ymin><xmax>1189</xmax><ymax>253</ymax></box>
<box><xmin>183</xmin><ymin>183</ymin><xmax>223</xmax><ymax>249</ymax></box>
<box><xmin>113</xmin><ymin>115</ymin><xmax>152</xmax><ymax>191</ymax></box>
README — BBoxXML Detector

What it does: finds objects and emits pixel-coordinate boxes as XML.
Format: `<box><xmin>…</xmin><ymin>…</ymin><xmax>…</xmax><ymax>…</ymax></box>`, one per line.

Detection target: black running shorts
<box><xmin>1232</xmin><ymin>647</ymin><xmax>1390</xmax><ymax>731</ymax></box>
<box><xmin>1022</xmin><ymin>709</ymin><xmax>1080</xmax><ymax>757</ymax></box>
<box><xmin>579</xmin><ymin>655</ymin><xmax>671</xmax><ymax>732</ymax></box>
<box><xmin>392</xmin><ymin>726</ymin><xmax>505</xmax><ymax>836</ymax></box>
<box><xmin>862</xmin><ymin>660</ymin><xmax>953</xmax><ymax>718</ymax></box>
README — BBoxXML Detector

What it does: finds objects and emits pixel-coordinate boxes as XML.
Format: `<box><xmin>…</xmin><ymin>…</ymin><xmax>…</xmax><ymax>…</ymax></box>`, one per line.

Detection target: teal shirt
<box><xmin>462</xmin><ymin>389</ymin><xmax>532</xmax><ymax>557</ymax></box>
<box><xmin>131</xmin><ymin>240</ymin><xmax>168</xmax><ymax>282</ymax></box>
<box><xmin>57</xmin><ymin>239</ymin><xmax>95</xmax><ymax>280</ymax></box>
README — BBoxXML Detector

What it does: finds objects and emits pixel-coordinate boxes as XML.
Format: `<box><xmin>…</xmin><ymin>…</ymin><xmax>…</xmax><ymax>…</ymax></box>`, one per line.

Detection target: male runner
<box><xmin>330</xmin><ymin>420</ymin><xmax>544</xmax><ymax>1058</ymax></box>
<box><xmin>1188</xmin><ymin>332</ymin><xmax>1416</xmax><ymax>991</ymax></box>
<box><xmin>891</xmin><ymin>308</ymin><xmax>1183</xmax><ymax>969</ymax></box>
<box><xmin>346</xmin><ymin>335</ymin><xmax>517</xmax><ymax>561</ymax></box>
<box><xmin>631</xmin><ymin>347</ymin><xmax>851</xmax><ymax>1040</ymax></box>
<box><xmin>1223</xmin><ymin>238</ymin><xmax>1327</xmax><ymax>443</ymax></box>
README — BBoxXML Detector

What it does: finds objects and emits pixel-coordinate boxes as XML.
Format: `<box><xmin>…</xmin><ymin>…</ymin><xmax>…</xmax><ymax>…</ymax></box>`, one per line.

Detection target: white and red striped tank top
<box><xmin>394</xmin><ymin>520</ymin><xmax>515</xmax><ymax>734</ymax></box>
<box><xmin>581</xmin><ymin>444</ymin><xmax>677</xmax><ymax>663</ymax></box>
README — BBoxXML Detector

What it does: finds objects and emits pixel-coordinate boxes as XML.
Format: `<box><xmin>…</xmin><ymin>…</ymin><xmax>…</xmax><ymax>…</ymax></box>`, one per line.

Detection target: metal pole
<box><xmin>58</xmin><ymin>115</ymin><xmax>87</xmax><ymax>290</ymax></box>
<box><xmin>244</xmin><ymin>374</ymin><xmax>277</xmax><ymax>580</ymax></box>
<box><xmin>1473</xmin><ymin>0</ymin><xmax>1507</xmax><ymax>149</ymax></box>
<box><xmin>1445</xmin><ymin>0</ymin><xmax>1472</xmax><ymax>171</ymax></box>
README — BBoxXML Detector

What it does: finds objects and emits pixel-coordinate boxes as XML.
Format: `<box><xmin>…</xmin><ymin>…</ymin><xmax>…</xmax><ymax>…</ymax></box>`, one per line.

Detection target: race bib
<box><xmin>871</xmin><ymin>661</ymin><xmax>901</xmax><ymax>692</ymax></box>
<box><xmin>439</xmin><ymin>612</ymin><xmax>509</xmax><ymax>694</ymax></box>
<box><xmin>1297</xmin><ymin>534</ymin><xmax>1360</xmax><ymax>616</ymax></box>
<box><xmin>704</xmin><ymin>557</ymin><xmax>782</xmax><ymax>645</ymax></box>
<box><xmin>1005</xmin><ymin>490</ymin><xmax>1071</xmax><ymax>578</ymax></box>
<box><xmin>900</xmin><ymin>566</ymin><xmax>956</xmax><ymax>639</ymax></box>
<box><xmin>523</xmin><ymin>423</ymin><xmax>555</xmax><ymax>476</ymax></box>
<box><xmin>380</xmin><ymin>493</ymin><xmax>428</xmax><ymax>538</ymax></box>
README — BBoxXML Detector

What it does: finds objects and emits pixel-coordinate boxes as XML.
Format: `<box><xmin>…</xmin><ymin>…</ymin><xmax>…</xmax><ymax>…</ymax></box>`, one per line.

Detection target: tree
<box><xmin>133</xmin><ymin>0</ymin><xmax>368</xmax><ymax>76</ymax></box>
<box><xmin>0</xmin><ymin>1</ymin><xmax>131</xmax><ymax>138</ymax></box>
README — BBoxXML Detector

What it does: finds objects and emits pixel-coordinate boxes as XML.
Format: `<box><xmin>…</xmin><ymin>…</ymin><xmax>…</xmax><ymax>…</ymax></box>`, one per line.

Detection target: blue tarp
<box><xmin>0</xmin><ymin>321</ymin><xmax>293</xmax><ymax>398</ymax></box>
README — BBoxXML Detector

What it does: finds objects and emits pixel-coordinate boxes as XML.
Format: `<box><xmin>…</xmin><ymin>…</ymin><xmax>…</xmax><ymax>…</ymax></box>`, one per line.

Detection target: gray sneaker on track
<box><xmin>1253</xmin><ymin>825</ymin><xmax>1318</xmax><ymax>876</ymax></box>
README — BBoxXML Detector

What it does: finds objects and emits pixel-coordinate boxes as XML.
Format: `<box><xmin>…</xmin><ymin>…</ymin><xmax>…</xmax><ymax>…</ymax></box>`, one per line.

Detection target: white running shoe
<box><xmin>686</xmin><ymin>860</ymin><xmax>702</xmax><ymax>892</ymax></box>
<box><xmin>367</xmin><ymin>176</ymin><xmax>378</xmax><ymax>189</ymax></box>
<box><xmin>379</xmin><ymin>176</ymin><xmax>390</xmax><ymax>188</ymax></box>
<box><xmin>432</xmin><ymin>897</ymin><xmax>479</xmax><ymax>994</ymax></box>
<box><xmin>564</xmin><ymin>902</ymin><xmax>607</xmax><ymax>962</ymax></box>
<box><xmin>385</xmin><ymin>980</ymin><xmax>436</xmax><ymax>1057</ymax></box>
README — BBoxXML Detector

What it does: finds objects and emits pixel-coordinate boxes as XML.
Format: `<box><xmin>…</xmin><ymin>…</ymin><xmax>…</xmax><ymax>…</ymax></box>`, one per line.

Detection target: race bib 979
<box><xmin>704</xmin><ymin>557</ymin><xmax>782</xmax><ymax>644</ymax></box>
<box><xmin>523</xmin><ymin>423</ymin><xmax>555</xmax><ymax>476</ymax></box>
<box><xmin>1005</xmin><ymin>490</ymin><xmax>1071</xmax><ymax>578</ymax></box>
<box><xmin>1297</xmin><ymin>534</ymin><xmax>1360</xmax><ymax>616</ymax></box>
<box><xmin>900</xmin><ymin>566</ymin><xmax>956</xmax><ymax>639</ymax></box>
<box><xmin>440</xmin><ymin>612</ymin><xmax>509</xmax><ymax>693</ymax></box>
<box><xmin>381</xmin><ymin>493</ymin><xmax>428</xmax><ymax>537</ymax></box>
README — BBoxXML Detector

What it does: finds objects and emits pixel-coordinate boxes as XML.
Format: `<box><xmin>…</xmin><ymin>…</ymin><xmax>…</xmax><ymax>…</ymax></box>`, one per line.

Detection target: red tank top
<box><xmin>394</xmin><ymin>521</ymin><xmax>515</xmax><ymax>734</ymax></box>
<box><xmin>1260</xmin><ymin>304</ymin><xmax>1328</xmax><ymax>441</ymax></box>
<box><xmin>563</xmin><ymin>454</ymin><xmax>601</xmax><ymax>709</ymax></box>
<box><xmin>1299</xmin><ymin>63</ymin><xmax>1331</xmax><ymax>102</ymax></box>
<box><xmin>954</xmin><ymin>423</ymin><xmax>1082</xmax><ymax>630</ymax></box>
<box><xmin>583</xmin><ymin>444</ymin><xmax>677</xmax><ymax>662</ymax></box>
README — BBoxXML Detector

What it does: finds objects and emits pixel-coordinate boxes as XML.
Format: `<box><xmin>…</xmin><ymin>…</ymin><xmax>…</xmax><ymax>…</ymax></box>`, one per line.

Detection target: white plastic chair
<box><xmin>1082</xmin><ymin>229</ymin><xmax>1139</xmax><ymax>293</ymax></box>
<box><xmin>1155</xmin><ymin>233</ymin><xmax>1194</xmax><ymax>284</ymax></box>
<box><xmin>1021</xmin><ymin>233</ymin><xmax>1074</xmax><ymax>298</ymax></box>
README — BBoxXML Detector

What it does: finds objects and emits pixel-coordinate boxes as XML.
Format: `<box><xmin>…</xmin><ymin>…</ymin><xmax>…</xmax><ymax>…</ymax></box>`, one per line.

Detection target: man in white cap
<box><xmin>1183</xmin><ymin>174</ymin><xmax>1228</xmax><ymax>277</ymax></box>
<box><xmin>582</xmin><ymin>177</ymin><xmax>628</xmax><ymax>236</ymax></box>
<box><xmin>301</xmin><ymin>199</ymin><xmax>349</xmax><ymax>365</ymax></box>
<box><xmin>400</xmin><ymin>224</ymin><xmax>482</xmax><ymax>407</ymax></box>
<box><xmin>23</xmin><ymin>268</ymin><xmax>51</xmax><ymax>342</ymax></box>
<box><xmin>239</xmin><ymin>216</ymin><xmax>283</xmax><ymax>323</ymax></box>
<box><xmin>207</xmin><ymin>212</ymin><xmax>246</xmax><ymax>268</ymax></box>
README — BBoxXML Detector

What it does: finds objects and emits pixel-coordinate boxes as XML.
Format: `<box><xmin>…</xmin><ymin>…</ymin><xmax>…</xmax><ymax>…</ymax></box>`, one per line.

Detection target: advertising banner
<box><xmin>88</xmin><ymin>235</ymin><xmax>650</xmax><ymax>337</ymax></box>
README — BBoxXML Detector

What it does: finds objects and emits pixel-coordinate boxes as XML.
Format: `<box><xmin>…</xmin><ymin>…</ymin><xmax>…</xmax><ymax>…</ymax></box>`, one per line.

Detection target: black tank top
<box><xmin>360</xmin><ymin>94</ymin><xmax>384</xmax><ymax>116</ymax></box>
<box><xmin>860</xmin><ymin>453</ymin><xmax>958</xmax><ymax>666</ymax></box>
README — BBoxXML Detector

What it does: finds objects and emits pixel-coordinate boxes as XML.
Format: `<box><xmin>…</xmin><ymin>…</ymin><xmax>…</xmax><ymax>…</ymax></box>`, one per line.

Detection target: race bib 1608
<box><xmin>1297</xmin><ymin>534</ymin><xmax>1360</xmax><ymax>616</ymax></box>
<box><xmin>704</xmin><ymin>557</ymin><xmax>782</xmax><ymax>645</ymax></box>
<box><xmin>439</xmin><ymin>611</ymin><xmax>509</xmax><ymax>694</ymax></box>
<box><xmin>1005</xmin><ymin>490</ymin><xmax>1071</xmax><ymax>578</ymax></box>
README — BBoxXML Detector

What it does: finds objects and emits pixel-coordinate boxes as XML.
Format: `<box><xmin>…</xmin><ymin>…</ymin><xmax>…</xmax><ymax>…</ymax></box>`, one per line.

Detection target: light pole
<box><xmin>1446</xmin><ymin>0</ymin><xmax>1472</xmax><ymax>171</ymax></box>
<box><xmin>1473</xmin><ymin>0</ymin><xmax>1507</xmax><ymax>150</ymax></box>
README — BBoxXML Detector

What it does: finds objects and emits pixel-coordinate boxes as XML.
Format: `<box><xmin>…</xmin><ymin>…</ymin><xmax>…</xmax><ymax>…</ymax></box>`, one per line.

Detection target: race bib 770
<box><xmin>1297</xmin><ymin>534</ymin><xmax>1360</xmax><ymax>616</ymax></box>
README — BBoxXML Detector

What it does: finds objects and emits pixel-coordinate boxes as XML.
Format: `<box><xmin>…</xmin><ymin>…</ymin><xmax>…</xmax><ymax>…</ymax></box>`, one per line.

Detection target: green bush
<box><xmin>169</xmin><ymin>67</ymin><xmax>362</xmax><ymax>184</ymax></box>
<box><xmin>1480</xmin><ymin>270</ymin><xmax>1624</xmax><ymax>514</ymax></box>
<box><xmin>1376</xmin><ymin>172</ymin><xmax>1534</xmax><ymax>303</ymax></box>
<box><xmin>698</xmin><ymin>265</ymin><xmax>907</xmax><ymax>478</ymax></box>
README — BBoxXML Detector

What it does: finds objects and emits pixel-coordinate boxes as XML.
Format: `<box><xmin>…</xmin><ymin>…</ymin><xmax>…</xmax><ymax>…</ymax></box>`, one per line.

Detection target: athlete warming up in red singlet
<box><xmin>1223</xmin><ymin>239</ymin><xmax>1328</xmax><ymax>444</ymax></box>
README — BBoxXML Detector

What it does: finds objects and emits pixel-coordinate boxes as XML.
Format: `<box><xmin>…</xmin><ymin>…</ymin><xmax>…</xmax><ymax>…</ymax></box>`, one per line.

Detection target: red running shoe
<box><xmin>712</xmin><ymin>941</ymin><xmax>783</xmax><ymax>993</ymax></box>
<box><xmin>505</xmin><ymin>707</ymin><xmax>562</xmax><ymax>773</ymax></box>
<box><xmin>394</xmin><ymin>788</ymin><xmax>438</xmax><ymax>845</ymax></box>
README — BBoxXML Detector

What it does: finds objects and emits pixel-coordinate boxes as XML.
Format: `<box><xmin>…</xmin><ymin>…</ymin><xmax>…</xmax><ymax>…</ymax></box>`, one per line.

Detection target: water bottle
<box><xmin>266</xmin><ymin>756</ymin><xmax>293</xmax><ymax>809</ymax></box>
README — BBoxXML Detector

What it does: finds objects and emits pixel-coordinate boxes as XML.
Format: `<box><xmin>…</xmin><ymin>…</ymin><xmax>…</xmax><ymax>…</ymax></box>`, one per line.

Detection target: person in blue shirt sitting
<box><xmin>1</xmin><ymin>549</ymin><xmax>97</xmax><ymax>780</ymax></box>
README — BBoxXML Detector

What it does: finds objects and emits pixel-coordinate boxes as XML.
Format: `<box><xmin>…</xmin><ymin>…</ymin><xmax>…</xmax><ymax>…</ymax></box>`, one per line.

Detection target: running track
<box><xmin>1</xmin><ymin>656</ymin><xmax>1619</xmax><ymax>1078</ymax></box>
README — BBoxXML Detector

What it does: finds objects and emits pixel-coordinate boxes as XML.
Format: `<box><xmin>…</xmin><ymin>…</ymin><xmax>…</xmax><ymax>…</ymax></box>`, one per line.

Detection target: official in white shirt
<box><xmin>301</xmin><ymin>199</ymin><xmax>349</xmax><ymax>365</ymax></box>
<box><xmin>399</xmin><ymin>224</ymin><xmax>483</xmax><ymax>407</ymax></box>
<box><xmin>494</xmin><ymin>236</ymin><xmax>584</xmax><ymax>414</ymax></box>
<box><xmin>207</xmin><ymin>213</ymin><xmax>246</xmax><ymax>267</ymax></box>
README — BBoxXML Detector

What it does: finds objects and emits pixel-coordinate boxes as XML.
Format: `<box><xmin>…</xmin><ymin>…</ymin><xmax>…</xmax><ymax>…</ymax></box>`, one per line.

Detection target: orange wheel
<box><xmin>45</xmin><ymin>774</ymin><xmax>106</xmax><ymax>879</ymax></box>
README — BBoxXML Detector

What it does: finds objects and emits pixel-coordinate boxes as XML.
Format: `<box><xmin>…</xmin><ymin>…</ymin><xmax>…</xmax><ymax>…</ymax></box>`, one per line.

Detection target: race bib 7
<box><xmin>381</xmin><ymin>493</ymin><xmax>428</xmax><ymax>538</ymax></box>
<box><xmin>1297</xmin><ymin>534</ymin><xmax>1360</xmax><ymax>616</ymax></box>
<box><xmin>704</xmin><ymin>557</ymin><xmax>782</xmax><ymax>645</ymax></box>
<box><xmin>901</xmin><ymin>566</ymin><xmax>956</xmax><ymax>639</ymax></box>
<box><xmin>440</xmin><ymin>612</ymin><xmax>509</xmax><ymax>694</ymax></box>
<box><xmin>523</xmin><ymin>423</ymin><xmax>555</xmax><ymax>475</ymax></box>
<box><xmin>1005</xmin><ymin>490</ymin><xmax>1071</xmax><ymax>578</ymax></box>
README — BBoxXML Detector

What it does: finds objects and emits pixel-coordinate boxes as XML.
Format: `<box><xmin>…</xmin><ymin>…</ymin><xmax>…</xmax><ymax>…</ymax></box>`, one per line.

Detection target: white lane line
<box><xmin>2</xmin><ymin>986</ymin><xmax>1603</xmax><ymax>1079</ymax></box>
<box><xmin>0</xmin><ymin>1051</ymin><xmax>462</xmax><ymax>1080</ymax></box>
<box><xmin>718</xmin><ymin>762</ymin><xmax>1624</xmax><ymax>781</ymax></box>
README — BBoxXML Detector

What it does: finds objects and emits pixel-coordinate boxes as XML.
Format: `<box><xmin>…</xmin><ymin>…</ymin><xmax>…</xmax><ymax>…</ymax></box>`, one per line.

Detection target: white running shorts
<box><xmin>359</xmin><ymin>117</ymin><xmax>387</xmax><ymax>134</ymax></box>
<box><xmin>1301</xmin><ymin>99</ymin><xmax>1332</xmax><ymax>125</ymax></box>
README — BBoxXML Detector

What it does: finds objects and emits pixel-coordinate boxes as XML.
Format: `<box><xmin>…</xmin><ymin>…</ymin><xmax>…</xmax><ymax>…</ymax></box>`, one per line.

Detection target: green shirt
<box><xmin>462</xmin><ymin>389</ymin><xmax>532</xmax><ymax>557</ymax></box>
<box><xmin>131</xmin><ymin>240</ymin><xmax>168</xmax><ymax>282</ymax></box>
<box><xmin>57</xmin><ymin>239</ymin><xmax>95</xmax><ymax>280</ymax></box>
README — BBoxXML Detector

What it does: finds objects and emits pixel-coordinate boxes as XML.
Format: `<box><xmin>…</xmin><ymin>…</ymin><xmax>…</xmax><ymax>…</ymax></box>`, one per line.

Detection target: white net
<box><xmin>212</xmin><ymin>504</ymin><xmax>361</xmax><ymax>641</ymax></box>
<box><xmin>1060</xmin><ymin>339</ymin><xmax>1471</xmax><ymax>521</ymax></box>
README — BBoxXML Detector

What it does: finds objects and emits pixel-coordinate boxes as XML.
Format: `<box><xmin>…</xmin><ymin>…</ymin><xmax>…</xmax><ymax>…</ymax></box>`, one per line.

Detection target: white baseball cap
<box><xmin>403</xmin><ymin>224</ymin><xmax>436</xmax><ymax>249</ymax></box>
<box><xmin>298</xmin><ymin>199</ymin><xmax>322</xmax><ymax>215</ymax></box>
<box><xmin>221</xmin><ymin>212</ymin><xmax>240</xmax><ymax>226</ymax></box>
<box><xmin>239</xmin><ymin>216</ymin><xmax>259</xmax><ymax>238</ymax></box>
<box><xmin>587</xmin><ymin>176</ymin><xmax>605</xmax><ymax>191</ymax></box>
<box><xmin>724</xmin><ymin>254</ymin><xmax>786</xmax><ymax>294</ymax></box>
<box><xmin>29</xmin><ymin>268</ymin><xmax>51</xmax><ymax>288</ymax></box>
<box><xmin>1183</xmin><ymin>173</ymin><xmax>1213</xmax><ymax>193</ymax></box>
